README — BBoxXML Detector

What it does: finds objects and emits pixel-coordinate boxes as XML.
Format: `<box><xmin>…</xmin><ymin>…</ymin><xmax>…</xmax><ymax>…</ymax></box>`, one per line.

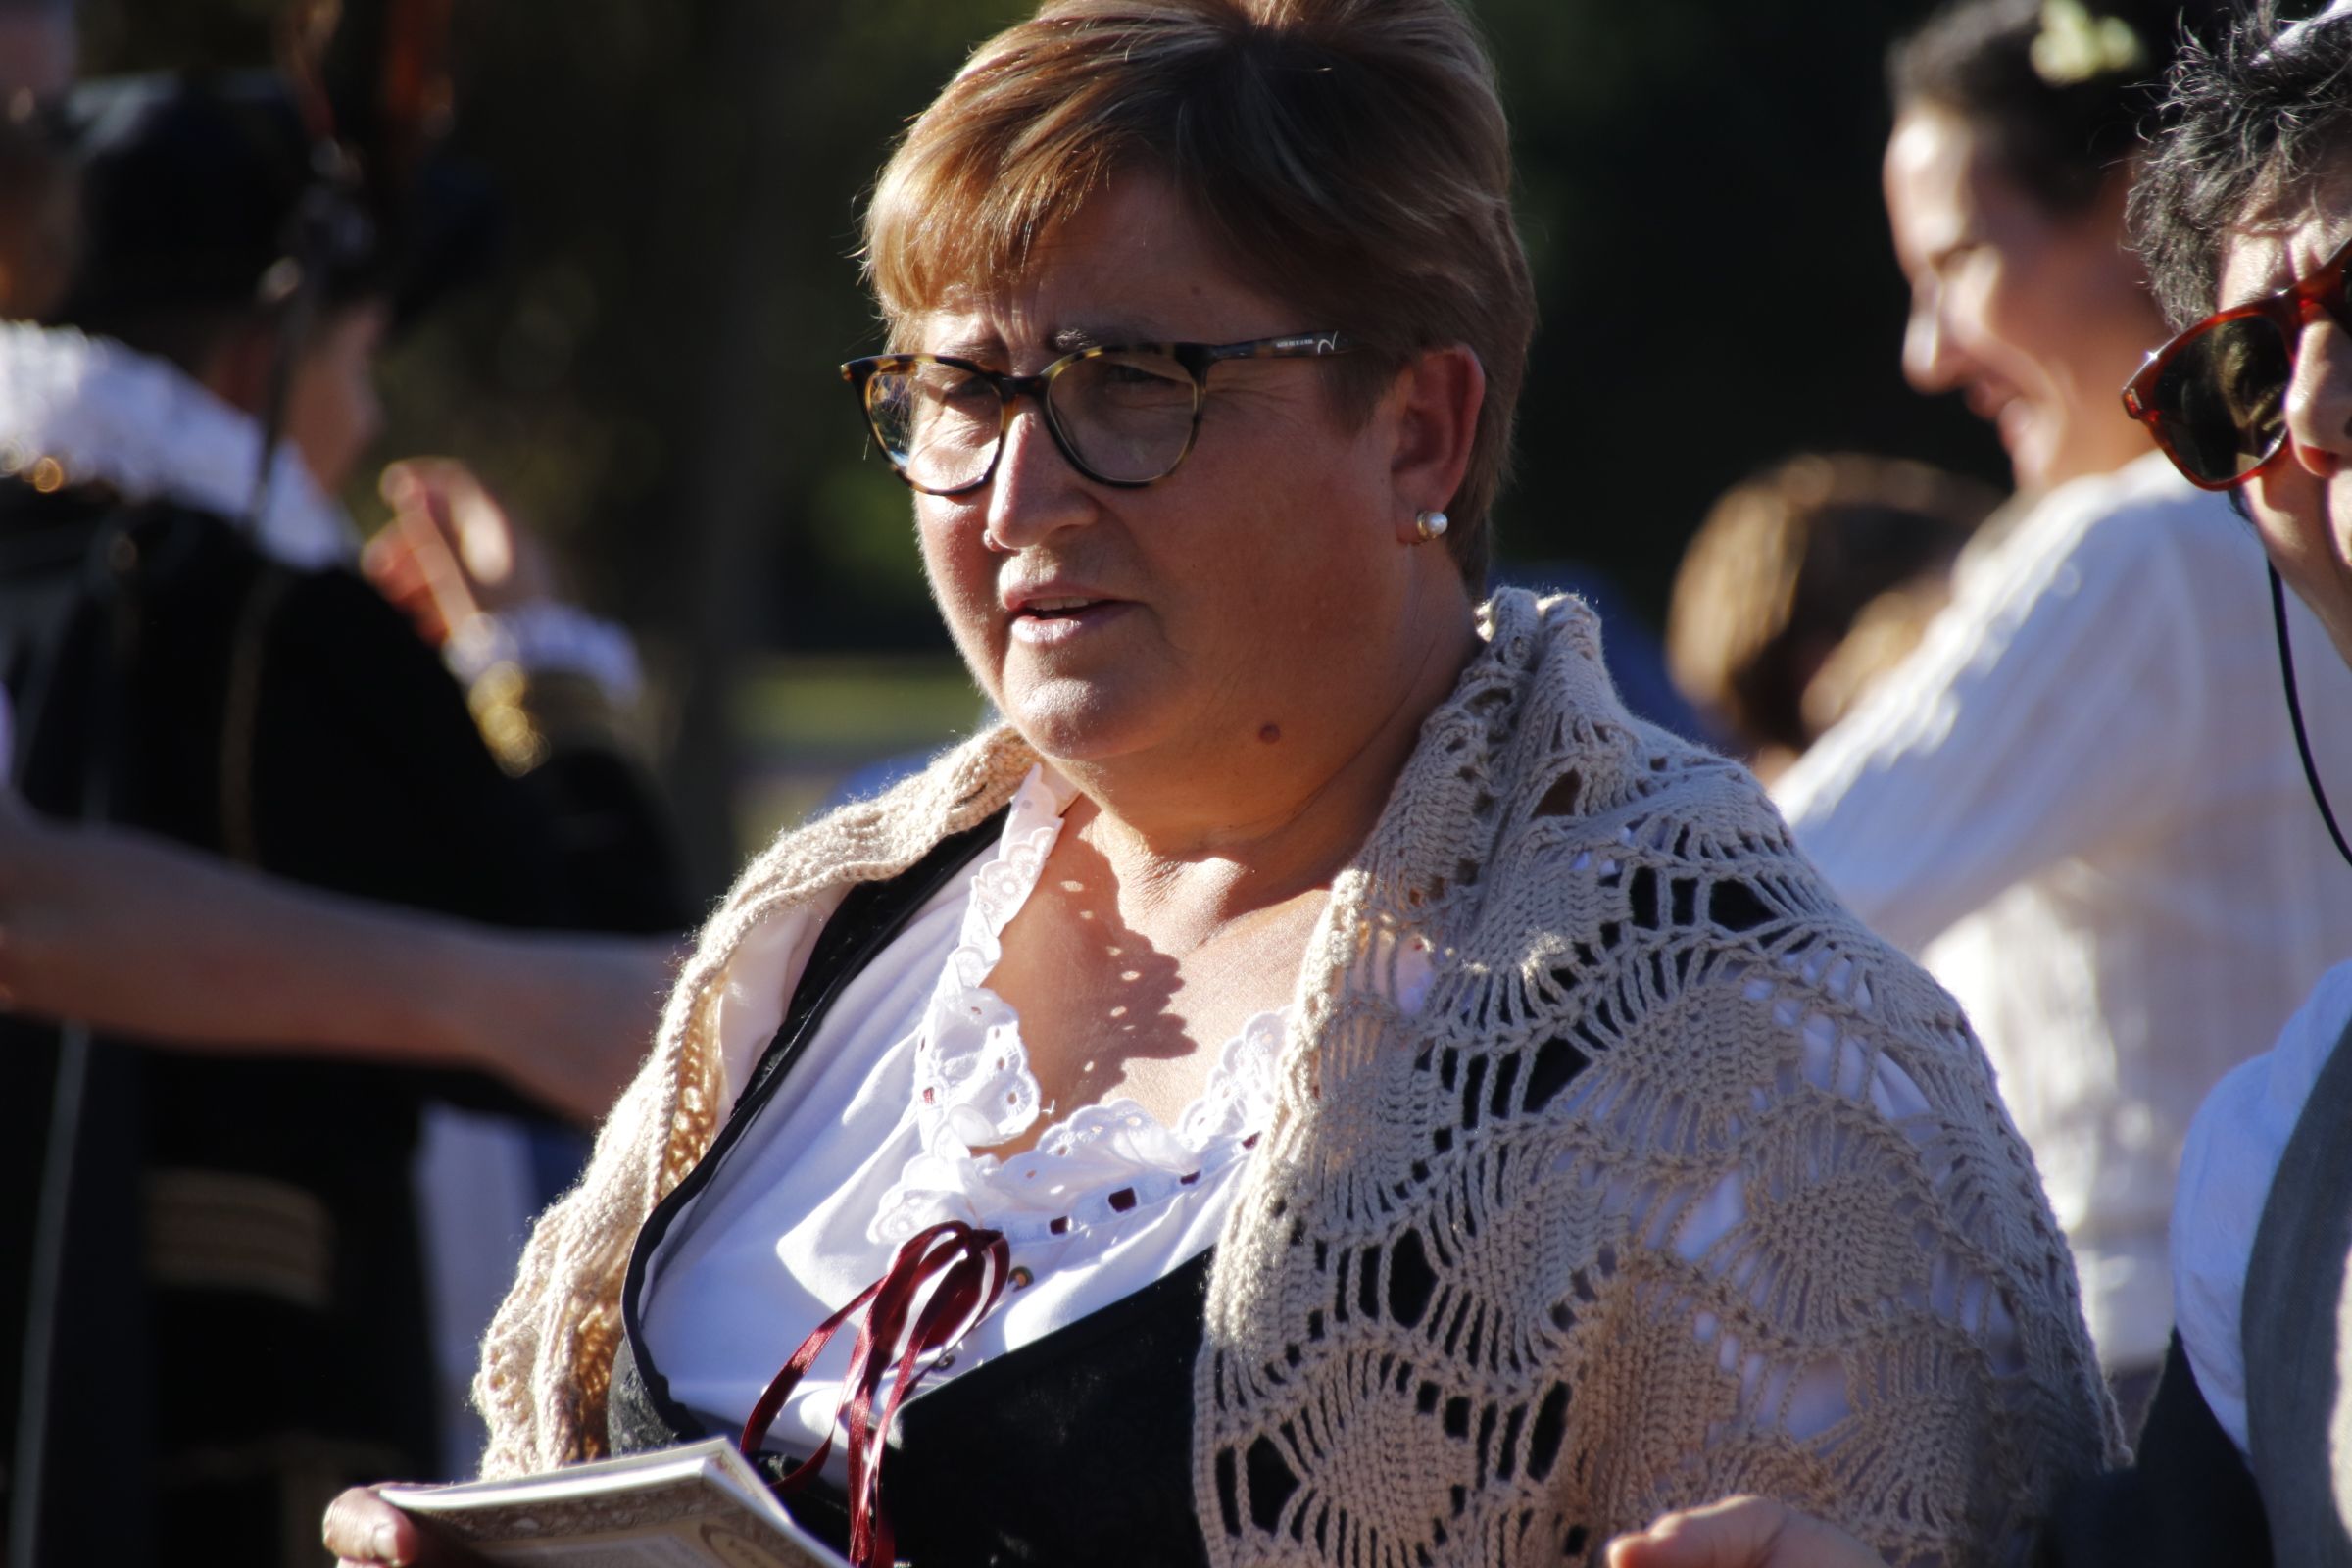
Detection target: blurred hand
<box><xmin>1606</xmin><ymin>1496</ymin><xmax>1888</xmax><ymax>1568</ymax></box>
<box><xmin>0</xmin><ymin>789</ymin><xmax>147</xmax><ymax>1020</ymax></box>
<box><xmin>323</xmin><ymin>1486</ymin><xmax>489</xmax><ymax>1568</ymax></box>
<box><xmin>466</xmin><ymin>933</ymin><xmax>674</xmax><ymax>1121</ymax></box>
<box><xmin>366</xmin><ymin>458</ymin><xmax>558</xmax><ymax>648</ymax></box>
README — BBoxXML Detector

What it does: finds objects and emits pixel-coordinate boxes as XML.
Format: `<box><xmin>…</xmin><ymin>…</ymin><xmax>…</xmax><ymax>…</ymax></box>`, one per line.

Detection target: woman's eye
<box><xmin>1094</xmin><ymin>359</ymin><xmax>1192</xmax><ymax>397</ymax></box>
<box><xmin>1931</xmin><ymin>244</ymin><xmax>1977</xmax><ymax>278</ymax></box>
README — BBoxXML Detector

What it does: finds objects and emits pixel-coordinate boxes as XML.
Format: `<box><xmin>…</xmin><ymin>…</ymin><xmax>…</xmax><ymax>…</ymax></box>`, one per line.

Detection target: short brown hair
<box><xmin>861</xmin><ymin>0</ymin><xmax>1535</xmax><ymax>586</ymax></box>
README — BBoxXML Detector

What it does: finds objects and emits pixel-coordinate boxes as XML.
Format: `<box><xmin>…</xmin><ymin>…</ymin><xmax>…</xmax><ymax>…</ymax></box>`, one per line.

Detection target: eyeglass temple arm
<box><xmin>1201</xmin><ymin>332</ymin><xmax>1353</xmax><ymax>364</ymax></box>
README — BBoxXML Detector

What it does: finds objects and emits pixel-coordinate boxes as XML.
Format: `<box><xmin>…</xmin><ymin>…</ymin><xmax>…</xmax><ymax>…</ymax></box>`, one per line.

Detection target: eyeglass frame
<box><xmin>839</xmin><ymin>331</ymin><xmax>1357</xmax><ymax>496</ymax></box>
<box><xmin>2123</xmin><ymin>227</ymin><xmax>2352</xmax><ymax>492</ymax></box>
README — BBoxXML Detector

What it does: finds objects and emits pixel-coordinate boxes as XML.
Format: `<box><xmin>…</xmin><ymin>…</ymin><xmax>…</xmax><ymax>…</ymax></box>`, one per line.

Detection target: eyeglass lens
<box><xmin>2149</xmin><ymin>316</ymin><xmax>2294</xmax><ymax>486</ymax></box>
<box><xmin>865</xmin><ymin>351</ymin><xmax>1202</xmax><ymax>491</ymax></box>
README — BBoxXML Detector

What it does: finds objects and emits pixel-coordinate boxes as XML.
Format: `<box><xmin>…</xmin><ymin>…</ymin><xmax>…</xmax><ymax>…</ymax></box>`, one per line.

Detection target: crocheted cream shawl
<box><xmin>476</xmin><ymin>590</ymin><xmax>2115</xmax><ymax>1566</ymax></box>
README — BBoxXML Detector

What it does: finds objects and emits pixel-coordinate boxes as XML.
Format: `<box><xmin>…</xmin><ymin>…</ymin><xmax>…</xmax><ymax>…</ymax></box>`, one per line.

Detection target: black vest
<box><xmin>2039</xmin><ymin>1009</ymin><xmax>2352</xmax><ymax>1568</ymax></box>
<box><xmin>2243</xmin><ymin>1009</ymin><xmax>2352</xmax><ymax>1568</ymax></box>
<box><xmin>608</xmin><ymin>815</ymin><xmax>1215</xmax><ymax>1568</ymax></box>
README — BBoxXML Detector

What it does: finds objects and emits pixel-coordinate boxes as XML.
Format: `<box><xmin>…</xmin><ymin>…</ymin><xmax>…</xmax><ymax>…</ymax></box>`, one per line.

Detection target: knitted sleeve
<box><xmin>1566</xmin><ymin>938</ymin><xmax>2117</xmax><ymax>1566</ymax></box>
<box><xmin>1191</xmin><ymin>689</ymin><xmax>2114</xmax><ymax>1568</ymax></box>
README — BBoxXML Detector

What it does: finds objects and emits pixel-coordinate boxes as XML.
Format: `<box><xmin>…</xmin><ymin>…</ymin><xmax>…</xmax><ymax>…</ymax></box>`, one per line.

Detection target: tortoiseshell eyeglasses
<box><xmin>839</xmin><ymin>332</ymin><xmax>1355</xmax><ymax>495</ymax></box>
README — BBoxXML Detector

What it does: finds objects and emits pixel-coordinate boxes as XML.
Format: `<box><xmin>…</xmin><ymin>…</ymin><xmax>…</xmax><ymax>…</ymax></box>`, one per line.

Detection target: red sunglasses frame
<box><xmin>2122</xmin><ymin>227</ymin><xmax>2352</xmax><ymax>491</ymax></box>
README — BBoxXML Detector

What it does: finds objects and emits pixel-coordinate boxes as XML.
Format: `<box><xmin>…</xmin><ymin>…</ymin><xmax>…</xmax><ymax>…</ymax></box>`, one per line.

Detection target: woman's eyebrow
<box><xmin>1048</xmin><ymin>322</ymin><xmax>1152</xmax><ymax>353</ymax></box>
<box><xmin>928</xmin><ymin>332</ymin><xmax>1004</xmax><ymax>360</ymax></box>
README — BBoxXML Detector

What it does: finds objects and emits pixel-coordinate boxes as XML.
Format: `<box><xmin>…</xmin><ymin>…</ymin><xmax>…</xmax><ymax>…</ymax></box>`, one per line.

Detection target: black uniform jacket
<box><xmin>0</xmin><ymin>482</ymin><xmax>689</xmax><ymax>1566</ymax></box>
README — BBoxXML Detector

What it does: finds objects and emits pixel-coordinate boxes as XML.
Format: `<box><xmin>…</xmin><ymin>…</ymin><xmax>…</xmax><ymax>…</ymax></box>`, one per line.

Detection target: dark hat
<box><xmin>57</xmin><ymin>70</ymin><xmax>495</xmax><ymax>330</ymax></box>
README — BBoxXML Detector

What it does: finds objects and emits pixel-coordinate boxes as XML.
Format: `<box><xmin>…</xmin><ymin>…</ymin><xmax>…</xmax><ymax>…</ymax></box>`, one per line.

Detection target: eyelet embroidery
<box><xmin>871</xmin><ymin>767</ymin><xmax>1289</xmax><ymax>1248</ymax></box>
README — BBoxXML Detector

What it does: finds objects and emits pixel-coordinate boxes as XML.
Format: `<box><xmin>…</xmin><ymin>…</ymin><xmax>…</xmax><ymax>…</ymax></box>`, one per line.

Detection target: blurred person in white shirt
<box><xmin>1773</xmin><ymin>0</ymin><xmax>2352</xmax><ymax>1405</ymax></box>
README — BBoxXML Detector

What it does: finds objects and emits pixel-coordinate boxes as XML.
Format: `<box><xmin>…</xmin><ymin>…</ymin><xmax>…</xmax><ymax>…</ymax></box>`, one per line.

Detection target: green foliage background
<box><xmin>78</xmin><ymin>0</ymin><xmax>2002</xmax><ymax>879</ymax></box>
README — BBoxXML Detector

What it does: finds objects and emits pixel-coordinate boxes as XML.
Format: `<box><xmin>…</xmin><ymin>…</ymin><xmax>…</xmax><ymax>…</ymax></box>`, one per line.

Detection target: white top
<box><xmin>2172</xmin><ymin>959</ymin><xmax>2352</xmax><ymax>1457</ymax></box>
<box><xmin>639</xmin><ymin>766</ymin><xmax>1333</xmax><ymax>1474</ymax></box>
<box><xmin>1774</xmin><ymin>452</ymin><xmax>2352</xmax><ymax>1371</ymax></box>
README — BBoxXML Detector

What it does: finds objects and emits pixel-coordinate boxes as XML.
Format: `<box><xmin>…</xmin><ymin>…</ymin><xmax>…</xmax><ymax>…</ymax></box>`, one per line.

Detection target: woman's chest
<box><xmin>984</xmin><ymin>870</ymin><xmax>1324</xmax><ymax>1150</ymax></box>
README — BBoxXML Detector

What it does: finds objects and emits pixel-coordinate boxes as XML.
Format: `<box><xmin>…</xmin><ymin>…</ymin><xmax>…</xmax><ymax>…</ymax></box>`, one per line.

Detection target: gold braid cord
<box><xmin>475</xmin><ymin>590</ymin><xmax>2116</xmax><ymax>1567</ymax></box>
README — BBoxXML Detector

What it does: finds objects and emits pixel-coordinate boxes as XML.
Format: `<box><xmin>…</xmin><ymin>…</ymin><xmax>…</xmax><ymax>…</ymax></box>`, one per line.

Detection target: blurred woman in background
<box><xmin>1773</xmin><ymin>0</ymin><xmax>2352</xmax><ymax>1415</ymax></box>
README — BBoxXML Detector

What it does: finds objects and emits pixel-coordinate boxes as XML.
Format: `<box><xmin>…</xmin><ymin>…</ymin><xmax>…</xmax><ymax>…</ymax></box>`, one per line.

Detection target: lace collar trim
<box><xmin>0</xmin><ymin>322</ymin><xmax>358</xmax><ymax>569</ymax></box>
<box><xmin>870</xmin><ymin>764</ymin><xmax>1287</xmax><ymax>1248</ymax></box>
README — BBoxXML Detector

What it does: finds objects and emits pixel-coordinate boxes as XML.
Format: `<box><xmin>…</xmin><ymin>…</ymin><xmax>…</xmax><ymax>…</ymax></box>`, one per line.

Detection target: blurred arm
<box><xmin>0</xmin><ymin>796</ymin><xmax>675</xmax><ymax>1124</ymax></box>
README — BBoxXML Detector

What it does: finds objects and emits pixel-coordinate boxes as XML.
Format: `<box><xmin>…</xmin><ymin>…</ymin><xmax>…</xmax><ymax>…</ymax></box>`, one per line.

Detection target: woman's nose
<box><xmin>1901</xmin><ymin>291</ymin><xmax>1963</xmax><ymax>395</ymax></box>
<box><xmin>983</xmin><ymin>401</ymin><xmax>1093</xmax><ymax>549</ymax></box>
<box><xmin>2283</xmin><ymin>318</ymin><xmax>2352</xmax><ymax>481</ymax></box>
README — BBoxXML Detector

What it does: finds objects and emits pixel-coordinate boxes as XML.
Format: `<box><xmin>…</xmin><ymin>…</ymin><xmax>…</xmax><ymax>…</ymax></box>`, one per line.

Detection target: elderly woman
<box><xmin>330</xmin><ymin>2</ymin><xmax>2108</xmax><ymax>1564</ymax></box>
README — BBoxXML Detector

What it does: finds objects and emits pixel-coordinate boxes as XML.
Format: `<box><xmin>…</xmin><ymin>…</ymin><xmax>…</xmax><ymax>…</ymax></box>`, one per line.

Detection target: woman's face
<box><xmin>1884</xmin><ymin>105</ymin><xmax>2160</xmax><ymax>491</ymax></box>
<box><xmin>2227</xmin><ymin>179</ymin><xmax>2352</xmax><ymax>668</ymax></box>
<box><xmin>907</xmin><ymin>173</ymin><xmax>1452</xmax><ymax>773</ymax></box>
<box><xmin>284</xmin><ymin>301</ymin><xmax>389</xmax><ymax>496</ymax></box>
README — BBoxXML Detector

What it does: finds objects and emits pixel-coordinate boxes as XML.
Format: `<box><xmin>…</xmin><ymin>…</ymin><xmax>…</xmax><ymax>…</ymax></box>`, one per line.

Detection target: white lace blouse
<box><xmin>636</xmin><ymin>766</ymin><xmax>1319</xmax><ymax>1472</ymax></box>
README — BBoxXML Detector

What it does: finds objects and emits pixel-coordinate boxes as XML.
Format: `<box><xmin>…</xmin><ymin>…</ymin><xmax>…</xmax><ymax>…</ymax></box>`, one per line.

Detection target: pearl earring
<box><xmin>1413</xmin><ymin>509</ymin><xmax>1449</xmax><ymax>544</ymax></box>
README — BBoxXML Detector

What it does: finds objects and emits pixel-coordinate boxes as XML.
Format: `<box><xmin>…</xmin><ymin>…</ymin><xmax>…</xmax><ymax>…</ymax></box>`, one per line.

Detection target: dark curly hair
<box><xmin>2131</xmin><ymin>2</ymin><xmax>2352</xmax><ymax>330</ymax></box>
<box><xmin>1890</xmin><ymin>0</ymin><xmax>2236</xmax><ymax>214</ymax></box>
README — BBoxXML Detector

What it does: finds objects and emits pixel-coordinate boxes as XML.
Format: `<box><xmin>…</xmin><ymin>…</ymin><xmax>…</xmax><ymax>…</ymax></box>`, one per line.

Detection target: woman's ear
<box><xmin>1386</xmin><ymin>344</ymin><xmax>1486</xmax><ymax>544</ymax></box>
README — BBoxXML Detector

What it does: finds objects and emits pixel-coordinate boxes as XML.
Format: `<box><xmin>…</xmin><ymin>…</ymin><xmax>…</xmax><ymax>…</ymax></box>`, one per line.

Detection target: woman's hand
<box><xmin>321</xmin><ymin>1486</ymin><xmax>488</xmax><ymax>1567</ymax></box>
<box><xmin>366</xmin><ymin>458</ymin><xmax>558</xmax><ymax>648</ymax></box>
<box><xmin>1606</xmin><ymin>1495</ymin><xmax>1889</xmax><ymax>1568</ymax></box>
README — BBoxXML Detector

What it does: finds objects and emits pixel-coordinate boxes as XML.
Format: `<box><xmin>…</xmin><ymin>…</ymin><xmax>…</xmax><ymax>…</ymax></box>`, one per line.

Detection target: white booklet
<box><xmin>379</xmin><ymin>1438</ymin><xmax>852</xmax><ymax>1568</ymax></box>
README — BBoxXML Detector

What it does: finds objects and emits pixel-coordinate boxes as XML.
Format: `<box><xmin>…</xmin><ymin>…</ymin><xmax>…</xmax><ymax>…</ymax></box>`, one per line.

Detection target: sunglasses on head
<box><xmin>2123</xmin><ymin>227</ymin><xmax>2352</xmax><ymax>490</ymax></box>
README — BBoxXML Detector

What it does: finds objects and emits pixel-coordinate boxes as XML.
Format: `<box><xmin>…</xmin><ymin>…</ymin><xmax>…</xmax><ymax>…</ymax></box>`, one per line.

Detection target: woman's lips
<box><xmin>1007</xmin><ymin>597</ymin><xmax>1134</xmax><ymax>647</ymax></box>
<box><xmin>1995</xmin><ymin>397</ymin><xmax>2036</xmax><ymax>457</ymax></box>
